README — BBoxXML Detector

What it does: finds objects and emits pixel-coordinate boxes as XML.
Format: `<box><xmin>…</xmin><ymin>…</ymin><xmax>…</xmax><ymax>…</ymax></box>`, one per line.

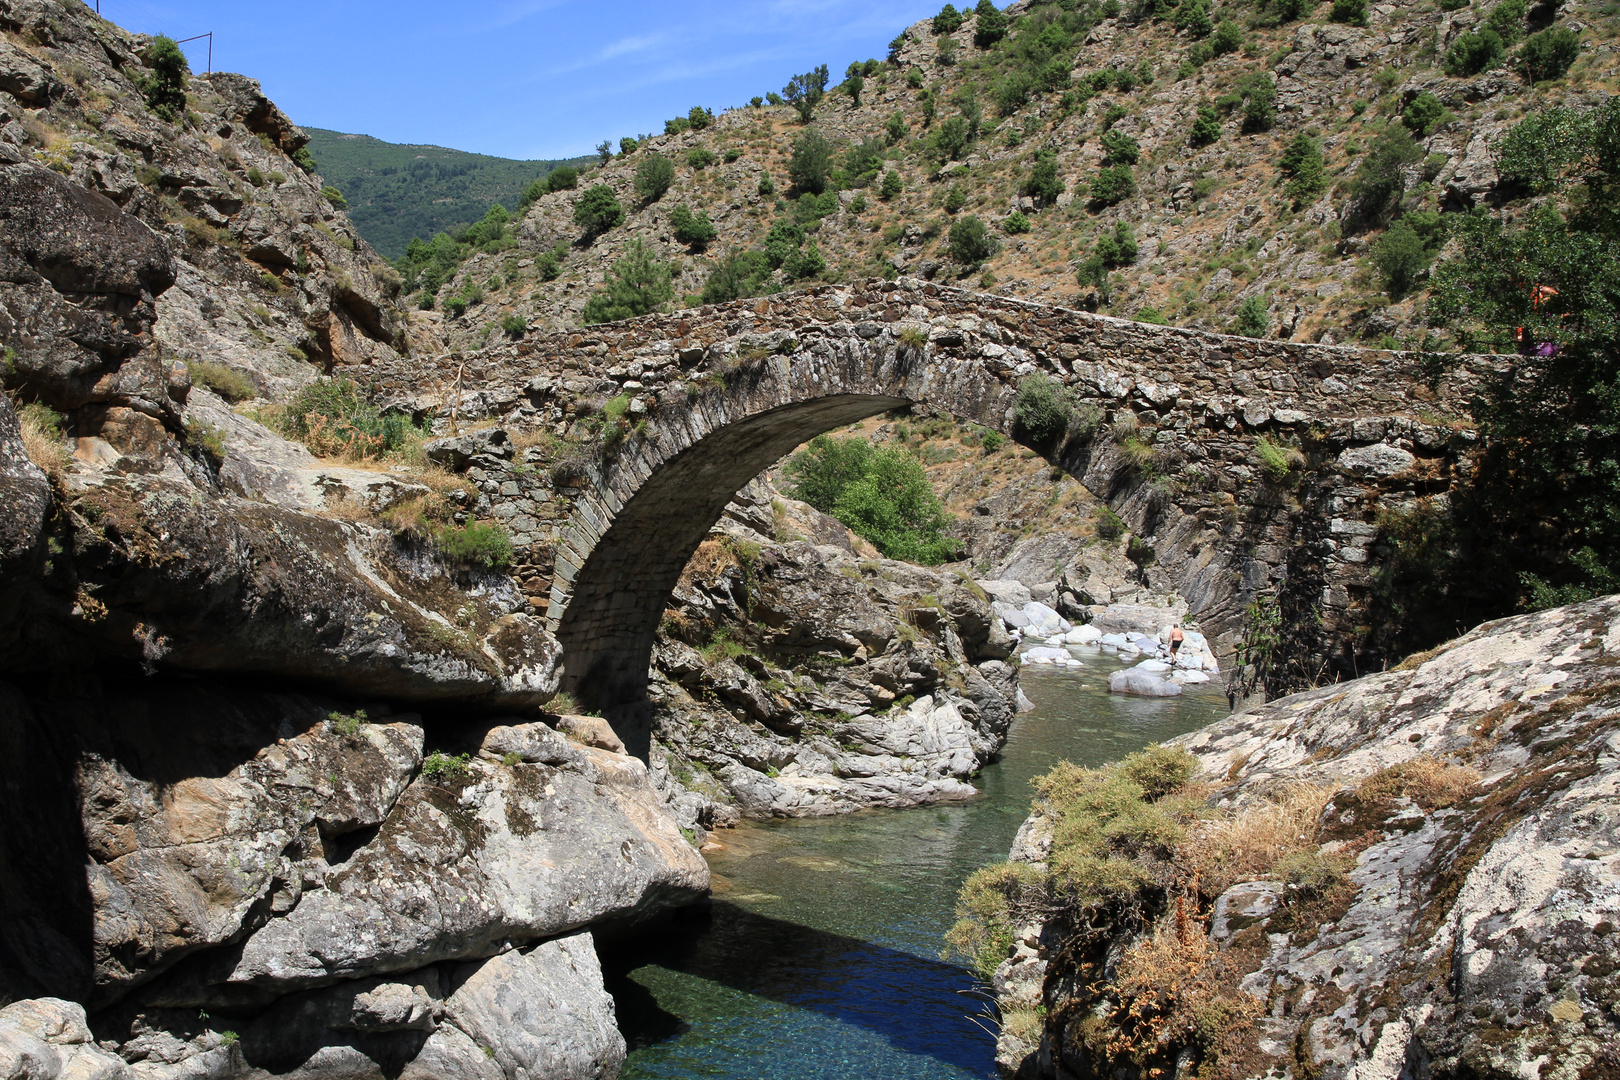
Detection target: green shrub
<box><xmin>758</xmin><ymin>171</ymin><xmax>776</xmax><ymax>196</ymax></box>
<box><xmin>136</xmin><ymin>35</ymin><xmax>188</xmax><ymax>122</ymax></box>
<box><xmin>321</xmin><ymin>185</ymin><xmax>348</xmax><ymax>209</ymax></box>
<box><xmin>1521</xmin><ymin>26</ymin><xmax>1579</xmax><ymax>82</ymax></box>
<box><xmin>1444</xmin><ymin>29</ymin><xmax>1504</xmax><ymax>75</ymax></box>
<box><xmin>1274</xmin><ymin>851</ymin><xmax>1345</xmax><ymax>900</ymax></box>
<box><xmin>186</xmin><ymin>359</ymin><xmax>256</xmax><ymax>402</ymax></box>
<box><xmin>573</xmin><ymin>184</ymin><xmax>625</xmax><ymax>238</ymax></box>
<box><xmin>279</xmin><ymin>378</ymin><xmax>419</xmax><ymax>459</ymax></box>
<box><xmin>787</xmin><ymin>128</ymin><xmax>833</xmax><ymax>194</ymax></box>
<box><xmin>1174</xmin><ymin>0</ymin><xmax>1213</xmax><ymax>36</ymax></box>
<box><xmin>1232</xmin><ymin>296</ymin><xmax>1270</xmax><ymax>338</ymax></box>
<box><xmin>1089</xmin><ymin>165</ymin><xmax>1136</xmax><ymax>206</ymax></box>
<box><xmin>931</xmin><ymin>114</ymin><xmax>975</xmax><ymax>162</ymax></box>
<box><xmin>783</xmin><ymin>239</ymin><xmax>827</xmax><ymax>281</ymax></box>
<box><xmin>1371</xmin><ymin>218</ymin><xmax>1434</xmax><ymax>297</ymax></box>
<box><xmin>582</xmin><ymin>239</ymin><xmax>673</xmax><ymax>324</ymax></box>
<box><xmin>1236</xmin><ymin>73</ymin><xmax>1276</xmax><ymax>132</ymax></box>
<box><xmin>1094</xmin><ymin>505</ymin><xmax>1126</xmax><ymax>539</ymax></box>
<box><xmin>535</xmin><ymin>242</ymin><xmax>568</xmax><ymax>281</ymax></box>
<box><xmin>1254</xmin><ymin>435</ymin><xmax>1300</xmax><ymax>480</ymax></box>
<box><xmin>886</xmin><ymin>112</ymin><xmax>909</xmax><ymax>145</ymax></box>
<box><xmin>686</xmin><ymin>147</ymin><xmax>716</xmax><ymax>169</ymax></box>
<box><xmin>1330</xmin><ymin>0</ymin><xmax>1367</xmax><ymax>24</ymax></box>
<box><xmin>944</xmin><ymin>185</ymin><xmax>968</xmax><ymax>213</ymax></box>
<box><xmin>635</xmin><ymin>154</ymin><xmax>676</xmax><ymax>202</ymax></box>
<box><xmin>184</xmin><ymin>417</ymin><xmax>227</xmax><ymax>464</ymax></box>
<box><xmin>980</xmin><ymin>429</ymin><xmax>1005</xmax><ymax>452</ymax></box>
<box><xmin>436</xmin><ymin>522</ymin><xmax>514</xmax><ymax>568</ymax></box>
<box><xmin>688</xmin><ymin>105</ymin><xmax>715</xmax><ymax>129</ymax></box>
<box><xmin>1004</xmin><ymin>211</ymin><xmax>1030</xmax><ymax>234</ymax></box>
<box><xmin>764</xmin><ymin>219</ymin><xmax>806</xmax><ymax>268</ymax></box>
<box><xmin>1349</xmin><ymin>126</ymin><xmax>1423</xmax><ymax>223</ymax></box>
<box><xmin>1211</xmin><ymin>19</ymin><xmax>1244</xmax><ymax>55</ymax></box>
<box><xmin>1189</xmin><ymin>104</ymin><xmax>1222</xmax><ymax>146</ymax></box>
<box><xmin>500</xmin><ymin>313</ymin><xmax>526</xmax><ymax>339</ymax></box>
<box><xmin>880</xmin><ymin>169</ymin><xmax>904</xmax><ymax>200</ymax></box>
<box><xmin>785</xmin><ymin>436</ymin><xmax>962</xmax><ymax>563</ymax></box>
<box><xmin>1279</xmin><ymin>133</ymin><xmax>1326</xmax><ymax>204</ymax></box>
<box><xmin>546</xmin><ymin>164</ymin><xmax>580</xmax><ymax>193</ymax></box>
<box><xmin>669</xmin><ymin>205</ymin><xmax>718</xmax><ymax>247</ymax></box>
<box><xmin>1135</xmin><ymin>305</ymin><xmax>1168</xmax><ymax>325</ymax></box>
<box><xmin>945</xmin><ymin>860</ymin><xmax>1043</xmax><ymax>980</ymax></box>
<box><xmin>701</xmin><ymin>250</ymin><xmax>775</xmax><ymax>303</ymax></box>
<box><xmin>1484</xmin><ymin>0</ymin><xmax>1527</xmax><ymax>45</ymax></box>
<box><xmin>1014</xmin><ymin>373</ymin><xmax>1073</xmax><ymax>446</ymax></box>
<box><xmin>421</xmin><ymin>751</ymin><xmax>472</xmax><ymax>781</ymax></box>
<box><xmin>328</xmin><ymin>710</ymin><xmax>368</xmax><ymax>737</ymax></box>
<box><xmin>948</xmin><ymin>215</ymin><xmax>999</xmax><ymax>264</ymax></box>
<box><xmin>1100</xmin><ymin>132</ymin><xmax>1140</xmax><ymax>167</ymax></box>
<box><xmin>1025</xmin><ymin>149</ymin><xmax>1064</xmax><ymax>203</ymax></box>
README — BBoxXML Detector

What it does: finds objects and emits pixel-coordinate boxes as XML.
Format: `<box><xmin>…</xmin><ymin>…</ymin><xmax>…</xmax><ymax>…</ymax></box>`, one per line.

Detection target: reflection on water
<box><xmin>609</xmin><ymin>655</ymin><xmax>1231</xmax><ymax>1079</ymax></box>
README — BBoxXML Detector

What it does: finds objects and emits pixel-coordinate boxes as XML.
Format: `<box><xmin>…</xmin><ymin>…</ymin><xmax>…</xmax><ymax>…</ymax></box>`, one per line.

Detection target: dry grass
<box><xmin>1182</xmin><ymin>782</ymin><xmax>1335</xmax><ymax>894</ymax></box>
<box><xmin>1358</xmin><ymin>755</ymin><xmax>1481</xmax><ymax>810</ymax></box>
<box><xmin>17</xmin><ymin>401</ymin><xmax>70</xmax><ymax>481</ymax></box>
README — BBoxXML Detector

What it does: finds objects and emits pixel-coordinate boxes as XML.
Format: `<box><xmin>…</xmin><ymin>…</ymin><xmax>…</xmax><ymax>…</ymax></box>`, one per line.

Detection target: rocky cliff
<box><xmin>980</xmin><ymin>596</ymin><xmax>1620</xmax><ymax>1080</ymax></box>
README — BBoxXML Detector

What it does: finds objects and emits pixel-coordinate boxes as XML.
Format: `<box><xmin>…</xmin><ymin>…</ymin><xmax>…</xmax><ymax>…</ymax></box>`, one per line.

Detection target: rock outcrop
<box><xmin>648</xmin><ymin>480</ymin><xmax>1021</xmax><ymax>824</ymax></box>
<box><xmin>989</xmin><ymin>596</ymin><xmax>1620</xmax><ymax>1080</ymax></box>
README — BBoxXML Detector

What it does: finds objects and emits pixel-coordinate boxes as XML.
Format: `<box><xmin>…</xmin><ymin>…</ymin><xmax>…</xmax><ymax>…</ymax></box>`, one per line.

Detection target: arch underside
<box><xmin>556</xmin><ymin>392</ymin><xmax>911</xmax><ymax>752</ymax></box>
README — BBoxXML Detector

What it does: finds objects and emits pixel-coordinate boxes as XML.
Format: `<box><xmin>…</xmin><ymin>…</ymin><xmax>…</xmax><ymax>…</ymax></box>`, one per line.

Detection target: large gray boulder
<box><xmin>0</xmin><ymin>998</ymin><xmax>132</xmax><ymax>1080</ymax></box>
<box><xmin>1107</xmin><ymin>668</ymin><xmax>1182</xmax><ymax>697</ymax></box>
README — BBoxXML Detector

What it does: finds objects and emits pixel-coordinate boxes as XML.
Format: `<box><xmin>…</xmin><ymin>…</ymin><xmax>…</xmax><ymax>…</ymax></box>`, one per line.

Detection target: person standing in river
<box><xmin>1169</xmin><ymin>624</ymin><xmax>1185</xmax><ymax>663</ymax></box>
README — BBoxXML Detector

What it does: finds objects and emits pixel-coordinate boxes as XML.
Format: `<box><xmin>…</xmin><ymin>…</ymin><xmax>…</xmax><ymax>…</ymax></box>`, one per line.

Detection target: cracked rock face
<box><xmin>996</xmin><ymin>596</ymin><xmax>1620</xmax><ymax>1080</ymax></box>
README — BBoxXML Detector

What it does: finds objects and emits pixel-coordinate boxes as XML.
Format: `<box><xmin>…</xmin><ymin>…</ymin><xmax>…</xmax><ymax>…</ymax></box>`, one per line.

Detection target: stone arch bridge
<box><xmin>374</xmin><ymin>279</ymin><xmax>1482</xmax><ymax>750</ymax></box>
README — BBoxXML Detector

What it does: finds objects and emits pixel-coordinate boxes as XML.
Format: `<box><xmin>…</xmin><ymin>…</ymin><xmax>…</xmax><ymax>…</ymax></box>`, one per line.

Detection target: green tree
<box><xmin>1025</xmin><ymin>148</ymin><xmax>1064</xmax><ymax>203</ymax></box>
<box><xmin>1090</xmin><ymin>165</ymin><xmax>1137</xmax><ymax>205</ymax></box>
<box><xmin>702</xmin><ymin>250</ymin><xmax>775</xmax><ymax>303</ymax></box>
<box><xmin>1189</xmin><ymin>104</ymin><xmax>1222</xmax><ymax>146</ymax></box>
<box><xmin>758</xmin><ymin>171</ymin><xmax>777</xmax><ymax>196</ymax></box>
<box><xmin>619</xmin><ymin>137</ymin><xmax>639</xmax><ymax>156</ymax></box>
<box><xmin>1211</xmin><ymin>19</ymin><xmax>1244</xmax><ymax>55</ymax></box>
<box><xmin>847</xmin><ymin>73</ymin><xmax>865</xmax><ymax>107</ymax></box>
<box><xmin>669</xmin><ymin>206</ymin><xmax>718</xmax><ymax>248</ymax></box>
<box><xmin>595</xmin><ymin>140</ymin><xmax>613</xmax><ymax>165</ymax></box>
<box><xmin>1484</xmin><ymin>0</ymin><xmax>1527</xmax><ymax>45</ymax></box>
<box><xmin>1096</xmin><ymin>221</ymin><xmax>1139</xmax><ymax>266</ymax></box>
<box><xmin>573</xmin><ymin>184</ymin><xmax>624</xmax><ymax>238</ymax></box>
<box><xmin>1236</xmin><ymin>73</ymin><xmax>1276</xmax><ymax>132</ymax></box>
<box><xmin>1402</xmin><ymin>91</ymin><xmax>1448</xmax><ymax>136</ymax></box>
<box><xmin>634</xmin><ymin>154</ymin><xmax>675</xmax><ymax>203</ymax></box>
<box><xmin>546</xmin><ymin>164</ymin><xmax>581</xmax><ymax>193</ymax></box>
<box><xmin>1420</xmin><ymin>99</ymin><xmax>1620</xmax><ymax>619</ymax></box>
<box><xmin>886</xmin><ymin>112</ymin><xmax>909</xmax><ymax>145</ymax></box>
<box><xmin>1100</xmin><ymin>131</ymin><xmax>1141</xmax><ymax>166</ymax></box>
<box><xmin>581</xmin><ymin>239</ymin><xmax>673</xmax><ymax>324</ymax></box>
<box><xmin>1279</xmin><ymin>133</ymin><xmax>1326</xmax><ymax>204</ymax></box>
<box><xmin>785</xmin><ymin>437</ymin><xmax>961</xmax><ymax>564</ymax></box>
<box><xmin>764</xmin><ymin>220</ymin><xmax>806</xmax><ymax>268</ymax></box>
<box><xmin>1349</xmin><ymin>126</ymin><xmax>1423</xmax><ymax>225</ymax></box>
<box><xmin>784</xmin><ymin>239</ymin><xmax>827</xmax><ymax>281</ymax></box>
<box><xmin>787</xmin><ymin>128</ymin><xmax>833</xmax><ymax>194</ymax></box>
<box><xmin>137</xmin><ymin>35</ymin><xmax>189</xmax><ymax>122</ymax></box>
<box><xmin>934</xmin><ymin>4</ymin><xmax>966</xmax><ymax>33</ymax></box>
<box><xmin>784</xmin><ymin>65</ymin><xmax>830</xmax><ymax>123</ymax></box>
<box><xmin>973</xmin><ymin>0</ymin><xmax>1008</xmax><ymax>47</ymax></box>
<box><xmin>944</xmin><ymin>185</ymin><xmax>968</xmax><ymax>213</ymax></box>
<box><xmin>1370</xmin><ymin>218</ymin><xmax>1434</xmax><ymax>297</ymax></box>
<box><xmin>949</xmin><ymin>215</ymin><xmax>999</xmax><ymax>264</ymax></box>
<box><xmin>688</xmin><ymin>105</ymin><xmax>715</xmax><ymax>129</ymax></box>
<box><xmin>1444</xmin><ymin>29</ymin><xmax>1504</xmax><ymax>75</ymax></box>
<box><xmin>1331</xmin><ymin>0</ymin><xmax>1368</xmax><ymax>24</ymax></box>
<box><xmin>1174</xmin><ymin>0</ymin><xmax>1213</xmax><ymax>37</ymax></box>
<box><xmin>1232</xmin><ymin>295</ymin><xmax>1269</xmax><ymax>337</ymax></box>
<box><xmin>1004</xmin><ymin>211</ymin><xmax>1031</xmax><ymax>234</ymax></box>
<box><xmin>931</xmin><ymin>114</ymin><xmax>974</xmax><ymax>161</ymax></box>
<box><xmin>1521</xmin><ymin>26</ymin><xmax>1580</xmax><ymax>83</ymax></box>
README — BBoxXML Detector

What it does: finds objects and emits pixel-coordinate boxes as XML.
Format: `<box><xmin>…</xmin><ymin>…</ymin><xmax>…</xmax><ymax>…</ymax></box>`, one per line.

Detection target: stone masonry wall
<box><xmin>369</xmin><ymin>278</ymin><xmax>1487</xmax><ymax>728</ymax></box>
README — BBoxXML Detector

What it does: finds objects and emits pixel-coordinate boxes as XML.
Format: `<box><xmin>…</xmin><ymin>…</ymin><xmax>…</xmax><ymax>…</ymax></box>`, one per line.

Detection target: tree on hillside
<box><xmin>595</xmin><ymin>140</ymin><xmax>613</xmax><ymax>165</ymax></box>
<box><xmin>1025</xmin><ymin>149</ymin><xmax>1064</xmax><ymax>204</ymax></box>
<box><xmin>847</xmin><ymin>73</ymin><xmax>865</xmax><ymax>107</ymax></box>
<box><xmin>787</xmin><ymin>128</ymin><xmax>833</xmax><ymax>194</ymax></box>
<box><xmin>1279</xmin><ymin>133</ymin><xmax>1325</xmax><ymax>205</ymax></box>
<box><xmin>701</xmin><ymin>250</ymin><xmax>775</xmax><ymax>304</ymax></box>
<box><xmin>783</xmin><ymin>65</ymin><xmax>830</xmax><ymax>123</ymax></box>
<box><xmin>949</xmin><ymin>215</ymin><xmax>999</xmax><ymax>265</ymax></box>
<box><xmin>138</xmin><ymin>35</ymin><xmax>188</xmax><ymax>122</ymax></box>
<box><xmin>669</xmin><ymin>205</ymin><xmax>717</xmax><ymax>249</ymax></box>
<box><xmin>934</xmin><ymin>3</ymin><xmax>965</xmax><ymax>33</ymax></box>
<box><xmin>785</xmin><ymin>436</ymin><xmax>962</xmax><ymax>564</ymax></box>
<box><xmin>573</xmin><ymin>184</ymin><xmax>624</xmax><ymax>239</ymax></box>
<box><xmin>581</xmin><ymin>239</ymin><xmax>673</xmax><ymax>324</ymax></box>
<box><xmin>634</xmin><ymin>154</ymin><xmax>675</xmax><ymax>203</ymax></box>
<box><xmin>973</xmin><ymin>0</ymin><xmax>1008</xmax><ymax>47</ymax></box>
<box><xmin>1417</xmin><ymin>98</ymin><xmax>1620</xmax><ymax>619</ymax></box>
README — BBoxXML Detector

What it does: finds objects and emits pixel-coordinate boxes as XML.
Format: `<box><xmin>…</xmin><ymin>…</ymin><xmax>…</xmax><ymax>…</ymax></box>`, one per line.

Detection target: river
<box><xmin>606</xmin><ymin>654</ymin><xmax>1231</xmax><ymax>1079</ymax></box>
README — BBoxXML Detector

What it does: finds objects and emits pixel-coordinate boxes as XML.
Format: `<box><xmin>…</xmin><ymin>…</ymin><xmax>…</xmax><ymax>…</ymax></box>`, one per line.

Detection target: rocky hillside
<box><xmin>413</xmin><ymin>0</ymin><xmax>1615</xmax><ymax>354</ymax></box>
<box><xmin>977</xmin><ymin>595</ymin><xmax>1620</xmax><ymax>1080</ymax></box>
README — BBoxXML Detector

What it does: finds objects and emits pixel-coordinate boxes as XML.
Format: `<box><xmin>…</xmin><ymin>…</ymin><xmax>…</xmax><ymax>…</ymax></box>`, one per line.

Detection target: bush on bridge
<box><xmin>785</xmin><ymin>435</ymin><xmax>962</xmax><ymax>564</ymax></box>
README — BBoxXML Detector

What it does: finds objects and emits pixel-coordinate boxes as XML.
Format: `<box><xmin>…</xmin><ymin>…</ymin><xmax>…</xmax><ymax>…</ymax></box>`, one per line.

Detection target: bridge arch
<box><xmin>373</xmin><ymin>279</ymin><xmax>1480</xmax><ymax>756</ymax></box>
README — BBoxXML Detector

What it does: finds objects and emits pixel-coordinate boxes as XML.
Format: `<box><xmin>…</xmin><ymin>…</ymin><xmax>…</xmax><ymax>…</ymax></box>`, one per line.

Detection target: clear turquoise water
<box><xmin>608</xmin><ymin>654</ymin><xmax>1230</xmax><ymax>1079</ymax></box>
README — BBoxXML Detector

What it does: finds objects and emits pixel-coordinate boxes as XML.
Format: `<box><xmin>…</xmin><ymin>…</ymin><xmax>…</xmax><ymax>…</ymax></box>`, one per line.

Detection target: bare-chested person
<box><xmin>1169</xmin><ymin>624</ymin><xmax>1185</xmax><ymax>663</ymax></box>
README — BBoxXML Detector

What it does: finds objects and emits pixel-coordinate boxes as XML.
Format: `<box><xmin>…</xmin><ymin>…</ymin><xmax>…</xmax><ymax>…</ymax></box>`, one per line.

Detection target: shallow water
<box><xmin>609</xmin><ymin>653</ymin><xmax>1230</xmax><ymax>1079</ymax></box>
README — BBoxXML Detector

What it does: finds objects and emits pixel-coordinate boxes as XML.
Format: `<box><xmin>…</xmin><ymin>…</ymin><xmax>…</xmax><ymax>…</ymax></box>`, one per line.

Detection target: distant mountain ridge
<box><xmin>304</xmin><ymin>128</ymin><xmax>591</xmax><ymax>258</ymax></box>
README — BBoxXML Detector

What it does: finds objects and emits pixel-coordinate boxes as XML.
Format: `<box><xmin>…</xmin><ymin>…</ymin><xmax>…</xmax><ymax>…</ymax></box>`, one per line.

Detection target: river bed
<box><xmin>608</xmin><ymin>654</ymin><xmax>1230</xmax><ymax>1079</ymax></box>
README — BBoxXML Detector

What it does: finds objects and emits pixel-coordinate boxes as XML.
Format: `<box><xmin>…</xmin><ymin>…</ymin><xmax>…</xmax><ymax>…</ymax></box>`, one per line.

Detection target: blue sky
<box><xmin>105</xmin><ymin>0</ymin><xmax>944</xmax><ymax>160</ymax></box>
